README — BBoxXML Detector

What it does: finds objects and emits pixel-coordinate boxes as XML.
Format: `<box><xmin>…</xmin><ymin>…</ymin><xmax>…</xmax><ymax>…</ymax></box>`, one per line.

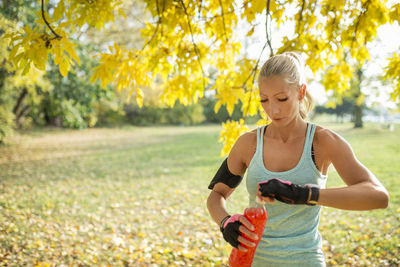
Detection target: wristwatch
<box><xmin>306</xmin><ymin>185</ymin><xmax>320</xmax><ymax>206</ymax></box>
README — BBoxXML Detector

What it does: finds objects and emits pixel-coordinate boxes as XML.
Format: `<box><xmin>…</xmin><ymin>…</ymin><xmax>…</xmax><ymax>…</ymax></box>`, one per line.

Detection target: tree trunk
<box><xmin>15</xmin><ymin>105</ymin><xmax>31</xmax><ymax>127</ymax></box>
<box><xmin>43</xmin><ymin>99</ymin><xmax>62</xmax><ymax>127</ymax></box>
<box><xmin>354</xmin><ymin>105</ymin><xmax>363</xmax><ymax>128</ymax></box>
<box><xmin>353</xmin><ymin>68</ymin><xmax>363</xmax><ymax>128</ymax></box>
<box><xmin>13</xmin><ymin>88</ymin><xmax>28</xmax><ymax>115</ymax></box>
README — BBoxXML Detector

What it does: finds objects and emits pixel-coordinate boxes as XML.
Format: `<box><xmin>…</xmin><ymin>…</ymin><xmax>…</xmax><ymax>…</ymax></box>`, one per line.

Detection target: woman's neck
<box><xmin>266</xmin><ymin>116</ymin><xmax>307</xmax><ymax>143</ymax></box>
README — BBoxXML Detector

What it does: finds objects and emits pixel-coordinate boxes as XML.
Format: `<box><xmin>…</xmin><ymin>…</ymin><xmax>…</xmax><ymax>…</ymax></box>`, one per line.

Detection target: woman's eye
<box><xmin>278</xmin><ymin>98</ymin><xmax>288</xmax><ymax>102</ymax></box>
<box><xmin>260</xmin><ymin>99</ymin><xmax>268</xmax><ymax>103</ymax></box>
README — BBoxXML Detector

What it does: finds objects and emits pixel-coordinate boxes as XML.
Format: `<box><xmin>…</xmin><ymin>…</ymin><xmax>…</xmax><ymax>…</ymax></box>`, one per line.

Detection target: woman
<box><xmin>206</xmin><ymin>52</ymin><xmax>389</xmax><ymax>266</ymax></box>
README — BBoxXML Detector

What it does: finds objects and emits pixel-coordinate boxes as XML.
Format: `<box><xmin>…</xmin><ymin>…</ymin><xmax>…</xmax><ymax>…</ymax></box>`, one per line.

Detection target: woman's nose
<box><xmin>270</xmin><ymin>103</ymin><xmax>280</xmax><ymax>115</ymax></box>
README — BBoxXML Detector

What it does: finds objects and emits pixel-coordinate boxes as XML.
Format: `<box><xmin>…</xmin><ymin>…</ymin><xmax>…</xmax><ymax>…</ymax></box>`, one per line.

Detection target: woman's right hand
<box><xmin>221</xmin><ymin>214</ymin><xmax>259</xmax><ymax>252</ymax></box>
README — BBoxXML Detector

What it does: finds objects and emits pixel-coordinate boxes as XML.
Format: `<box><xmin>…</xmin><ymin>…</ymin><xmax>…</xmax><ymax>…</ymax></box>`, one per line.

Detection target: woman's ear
<box><xmin>299</xmin><ymin>84</ymin><xmax>306</xmax><ymax>100</ymax></box>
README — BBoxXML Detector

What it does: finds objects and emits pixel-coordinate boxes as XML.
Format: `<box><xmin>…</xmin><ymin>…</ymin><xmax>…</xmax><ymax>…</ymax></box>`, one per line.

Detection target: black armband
<box><xmin>208</xmin><ymin>158</ymin><xmax>243</xmax><ymax>190</ymax></box>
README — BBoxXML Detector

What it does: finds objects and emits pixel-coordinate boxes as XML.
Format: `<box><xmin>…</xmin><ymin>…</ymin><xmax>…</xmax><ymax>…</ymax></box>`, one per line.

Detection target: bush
<box><xmin>123</xmin><ymin>101</ymin><xmax>205</xmax><ymax>126</ymax></box>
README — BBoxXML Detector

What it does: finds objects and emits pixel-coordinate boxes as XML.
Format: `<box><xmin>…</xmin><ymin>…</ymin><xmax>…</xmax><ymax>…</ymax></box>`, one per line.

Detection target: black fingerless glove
<box><xmin>220</xmin><ymin>214</ymin><xmax>242</xmax><ymax>248</ymax></box>
<box><xmin>258</xmin><ymin>178</ymin><xmax>319</xmax><ymax>205</ymax></box>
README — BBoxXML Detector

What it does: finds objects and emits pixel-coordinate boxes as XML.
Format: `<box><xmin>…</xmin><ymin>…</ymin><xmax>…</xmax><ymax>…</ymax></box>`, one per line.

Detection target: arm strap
<box><xmin>208</xmin><ymin>158</ymin><xmax>243</xmax><ymax>190</ymax></box>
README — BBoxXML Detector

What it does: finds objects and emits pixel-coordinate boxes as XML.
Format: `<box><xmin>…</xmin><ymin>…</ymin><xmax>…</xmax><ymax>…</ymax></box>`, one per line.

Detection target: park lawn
<box><xmin>0</xmin><ymin>123</ymin><xmax>399</xmax><ymax>266</ymax></box>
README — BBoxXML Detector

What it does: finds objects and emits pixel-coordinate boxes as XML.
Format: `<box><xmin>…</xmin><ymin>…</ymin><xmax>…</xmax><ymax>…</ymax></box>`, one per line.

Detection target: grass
<box><xmin>0</xmin><ymin>122</ymin><xmax>399</xmax><ymax>266</ymax></box>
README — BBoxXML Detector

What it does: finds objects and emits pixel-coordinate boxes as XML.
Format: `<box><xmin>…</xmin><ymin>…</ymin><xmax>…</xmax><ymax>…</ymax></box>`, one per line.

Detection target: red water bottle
<box><xmin>228</xmin><ymin>196</ymin><xmax>267</xmax><ymax>267</ymax></box>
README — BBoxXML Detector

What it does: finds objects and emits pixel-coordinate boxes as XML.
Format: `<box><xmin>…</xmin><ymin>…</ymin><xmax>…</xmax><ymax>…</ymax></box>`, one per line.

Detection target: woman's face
<box><xmin>259</xmin><ymin>75</ymin><xmax>303</xmax><ymax>126</ymax></box>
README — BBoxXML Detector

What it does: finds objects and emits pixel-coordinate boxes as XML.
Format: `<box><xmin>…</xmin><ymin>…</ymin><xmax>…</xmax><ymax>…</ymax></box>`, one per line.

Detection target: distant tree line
<box><xmin>97</xmin><ymin>97</ymin><xmax>259</xmax><ymax>127</ymax></box>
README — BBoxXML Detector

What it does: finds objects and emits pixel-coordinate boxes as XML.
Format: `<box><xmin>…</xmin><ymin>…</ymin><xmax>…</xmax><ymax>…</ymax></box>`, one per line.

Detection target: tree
<box><xmin>37</xmin><ymin>43</ymin><xmax>114</xmax><ymax>129</ymax></box>
<box><xmin>0</xmin><ymin>6</ymin><xmax>51</xmax><ymax>143</ymax></box>
<box><xmin>353</xmin><ymin>67</ymin><xmax>364</xmax><ymax>128</ymax></box>
<box><xmin>323</xmin><ymin>66</ymin><xmax>369</xmax><ymax>127</ymax></box>
<box><xmin>314</xmin><ymin>99</ymin><xmax>355</xmax><ymax>123</ymax></box>
<box><xmin>5</xmin><ymin>0</ymin><xmax>400</xmax><ymax>154</ymax></box>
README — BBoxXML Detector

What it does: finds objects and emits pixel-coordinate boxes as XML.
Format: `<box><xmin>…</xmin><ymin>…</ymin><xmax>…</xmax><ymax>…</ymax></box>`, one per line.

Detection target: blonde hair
<box><xmin>258</xmin><ymin>52</ymin><xmax>314</xmax><ymax>119</ymax></box>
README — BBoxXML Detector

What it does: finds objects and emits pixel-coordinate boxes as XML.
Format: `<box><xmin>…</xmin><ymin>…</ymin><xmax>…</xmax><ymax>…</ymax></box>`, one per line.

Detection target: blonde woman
<box><xmin>206</xmin><ymin>52</ymin><xmax>389</xmax><ymax>266</ymax></box>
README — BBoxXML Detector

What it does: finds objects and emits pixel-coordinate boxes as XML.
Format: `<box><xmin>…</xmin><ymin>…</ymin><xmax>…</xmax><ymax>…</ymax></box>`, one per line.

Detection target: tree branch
<box><xmin>41</xmin><ymin>0</ymin><xmax>61</xmax><ymax>41</ymax></box>
<box><xmin>266</xmin><ymin>0</ymin><xmax>273</xmax><ymax>56</ymax></box>
<box><xmin>241</xmin><ymin>42</ymin><xmax>268</xmax><ymax>116</ymax></box>
<box><xmin>295</xmin><ymin>0</ymin><xmax>306</xmax><ymax>40</ymax></box>
<box><xmin>298</xmin><ymin>0</ymin><xmax>306</xmax><ymax>31</ymax></box>
<box><xmin>196</xmin><ymin>8</ymin><xmax>237</xmax><ymax>22</ymax></box>
<box><xmin>243</xmin><ymin>42</ymin><xmax>268</xmax><ymax>89</ymax></box>
<box><xmin>179</xmin><ymin>0</ymin><xmax>206</xmax><ymax>90</ymax></box>
<box><xmin>311</xmin><ymin>0</ymin><xmax>318</xmax><ymax>14</ymax></box>
<box><xmin>160</xmin><ymin>0</ymin><xmax>166</xmax><ymax>37</ymax></box>
<box><xmin>141</xmin><ymin>0</ymin><xmax>162</xmax><ymax>50</ymax></box>
<box><xmin>197</xmin><ymin>0</ymin><xmax>203</xmax><ymax>20</ymax></box>
<box><xmin>351</xmin><ymin>0</ymin><xmax>371</xmax><ymax>49</ymax></box>
<box><xmin>218</xmin><ymin>0</ymin><xmax>229</xmax><ymax>42</ymax></box>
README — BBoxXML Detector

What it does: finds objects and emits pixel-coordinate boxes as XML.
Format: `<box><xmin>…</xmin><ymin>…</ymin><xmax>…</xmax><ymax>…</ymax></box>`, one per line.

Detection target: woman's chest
<box><xmin>262</xmin><ymin>138</ymin><xmax>306</xmax><ymax>172</ymax></box>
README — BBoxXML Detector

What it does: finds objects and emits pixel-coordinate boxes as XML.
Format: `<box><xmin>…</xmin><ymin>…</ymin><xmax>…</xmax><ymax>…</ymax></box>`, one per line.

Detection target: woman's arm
<box><xmin>317</xmin><ymin>129</ymin><xmax>389</xmax><ymax>210</ymax></box>
<box><xmin>206</xmin><ymin>132</ymin><xmax>259</xmax><ymax>250</ymax></box>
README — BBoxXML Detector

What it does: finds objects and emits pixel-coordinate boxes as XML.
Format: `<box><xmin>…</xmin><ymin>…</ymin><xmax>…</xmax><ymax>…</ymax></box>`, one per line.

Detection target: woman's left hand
<box><xmin>257</xmin><ymin>178</ymin><xmax>313</xmax><ymax>205</ymax></box>
<box><xmin>256</xmin><ymin>181</ymin><xmax>276</xmax><ymax>203</ymax></box>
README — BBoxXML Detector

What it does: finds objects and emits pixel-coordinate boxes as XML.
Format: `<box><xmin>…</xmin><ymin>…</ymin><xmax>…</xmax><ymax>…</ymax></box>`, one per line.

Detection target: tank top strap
<box><xmin>255</xmin><ymin>124</ymin><xmax>267</xmax><ymax>157</ymax></box>
<box><xmin>304</xmin><ymin>123</ymin><xmax>317</xmax><ymax>155</ymax></box>
<box><xmin>255</xmin><ymin>123</ymin><xmax>315</xmax><ymax>160</ymax></box>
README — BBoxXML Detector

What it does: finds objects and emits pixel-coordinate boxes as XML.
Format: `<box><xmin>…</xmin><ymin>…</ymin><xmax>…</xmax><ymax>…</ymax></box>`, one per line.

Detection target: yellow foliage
<box><xmin>241</xmin><ymin>90</ymin><xmax>260</xmax><ymax>117</ymax></box>
<box><xmin>1</xmin><ymin>14</ymin><xmax>50</xmax><ymax>104</ymax></box>
<box><xmin>322</xmin><ymin>61</ymin><xmax>353</xmax><ymax>94</ymax></box>
<box><xmin>389</xmin><ymin>4</ymin><xmax>400</xmax><ymax>24</ymax></box>
<box><xmin>63</xmin><ymin>0</ymin><xmax>125</xmax><ymax>30</ymax></box>
<box><xmin>4</xmin><ymin>0</ymin><xmax>400</xmax><ymax>157</ymax></box>
<box><xmin>51</xmin><ymin>31</ymin><xmax>81</xmax><ymax>77</ymax></box>
<box><xmin>213</xmin><ymin>74</ymin><xmax>244</xmax><ymax>116</ymax></box>
<box><xmin>91</xmin><ymin>43</ymin><xmax>153</xmax><ymax>107</ymax></box>
<box><xmin>0</xmin><ymin>14</ymin><xmax>15</xmax><ymax>71</ymax></box>
<box><xmin>161</xmin><ymin>75</ymin><xmax>206</xmax><ymax>107</ymax></box>
<box><xmin>256</xmin><ymin>118</ymin><xmax>270</xmax><ymax>126</ymax></box>
<box><xmin>355</xmin><ymin>93</ymin><xmax>365</xmax><ymax>106</ymax></box>
<box><xmin>6</xmin><ymin>0</ymin><xmax>124</xmax><ymax>77</ymax></box>
<box><xmin>218</xmin><ymin>119</ymin><xmax>249</xmax><ymax>157</ymax></box>
<box><xmin>242</xmin><ymin>0</ymin><xmax>265</xmax><ymax>23</ymax></box>
<box><xmin>5</xmin><ymin>25</ymin><xmax>47</xmax><ymax>74</ymax></box>
<box><xmin>7</xmin><ymin>67</ymin><xmax>51</xmax><ymax>99</ymax></box>
<box><xmin>5</xmin><ymin>24</ymin><xmax>79</xmax><ymax>77</ymax></box>
<box><xmin>384</xmin><ymin>53</ymin><xmax>400</xmax><ymax>102</ymax></box>
<box><xmin>6</xmin><ymin>0</ymin><xmax>399</xmax><ymax>101</ymax></box>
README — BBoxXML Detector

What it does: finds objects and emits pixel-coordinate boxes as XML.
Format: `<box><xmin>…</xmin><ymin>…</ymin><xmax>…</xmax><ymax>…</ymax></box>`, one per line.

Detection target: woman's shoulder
<box><xmin>229</xmin><ymin>127</ymin><xmax>261</xmax><ymax>168</ymax></box>
<box><xmin>235</xmin><ymin>128</ymin><xmax>257</xmax><ymax>146</ymax></box>
<box><xmin>314</xmin><ymin>124</ymin><xmax>351</xmax><ymax>151</ymax></box>
<box><xmin>231</xmin><ymin>126</ymin><xmax>262</xmax><ymax>154</ymax></box>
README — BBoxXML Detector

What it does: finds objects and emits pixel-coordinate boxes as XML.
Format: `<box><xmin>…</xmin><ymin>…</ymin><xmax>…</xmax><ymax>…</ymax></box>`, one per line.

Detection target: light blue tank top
<box><xmin>246</xmin><ymin>123</ymin><xmax>328</xmax><ymax>267</ymax></box>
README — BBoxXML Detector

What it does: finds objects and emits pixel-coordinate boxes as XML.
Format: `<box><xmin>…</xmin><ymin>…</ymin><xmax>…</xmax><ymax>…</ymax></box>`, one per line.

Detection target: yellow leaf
<box><xmin>214</xmin><ymin>101</ymin><xmax>222</xmax><ymax>113</ymax></box>
<box><xmin>246</xmin><ymin>26</ymin><xmax>255</xmax><ymax>37</ymax></box>
<box><xmin>22</xmin><ymin>62</ymin><xmax>31</xmax><ymax>75</ymax></box>
<box><xmin>325</xmin><ymin>101</ymin><xmax>336</xmax><ymax>109</ymax></box>
<box><xmin>136</xmin><ymin>88</ymin><xmax>144</xmax><ymax>108</ymax></box>
<box><xmin>219</xmin><ymin>119</ymin><xmax>249</xmax><ymax>157</ymax></box>
<box><xmin>59</xmin><ymin>59</ymin><xmax>70</xmax><ymax>77</ymax></box>
<box><xmin>53</xmin><ymin>0</ymin><xmax>65</xmax><ymax>21</ymax></box>
<box><xmin>90</xmin><ymin>69</ymin><xmax>99</xmax><ymax>84</ymax></box>
<box><xmin>118</xmin><ymin>8</ymin><xmax>127</xmax><ymax>19</ymax></box>
<box><xmin>355</xmin><ymin>93</ymin><xmax>365</xmax><ymax>106</ymax></box>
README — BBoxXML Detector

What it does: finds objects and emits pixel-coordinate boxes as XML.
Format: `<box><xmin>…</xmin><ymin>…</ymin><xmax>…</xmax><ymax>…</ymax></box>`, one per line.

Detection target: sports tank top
<box><xmin>246</xmin><ymin>123</ymin><xmax>328</xmax><ymax>267</ymax></box>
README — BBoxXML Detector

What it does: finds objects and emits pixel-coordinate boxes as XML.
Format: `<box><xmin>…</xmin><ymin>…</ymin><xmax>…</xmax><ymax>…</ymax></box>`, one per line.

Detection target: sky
<box><xmin>241</xmin><ymin>3</ymin><xmax>400</xmax><ymax>108</ymax></box>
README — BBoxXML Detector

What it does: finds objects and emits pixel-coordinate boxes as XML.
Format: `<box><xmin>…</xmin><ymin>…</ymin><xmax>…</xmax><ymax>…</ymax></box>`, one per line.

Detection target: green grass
<box><xmin>0</xmin><ymin>123</ymin><xmax>399</xmax><ymax>266</ymax></box>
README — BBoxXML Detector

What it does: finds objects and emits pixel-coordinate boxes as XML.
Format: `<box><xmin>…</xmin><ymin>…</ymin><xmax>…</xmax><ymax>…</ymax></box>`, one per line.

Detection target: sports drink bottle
<box><xmin>228</xmin><ymin>196</ymin><xmax>267</xmax><ymax>267</ymax></box>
